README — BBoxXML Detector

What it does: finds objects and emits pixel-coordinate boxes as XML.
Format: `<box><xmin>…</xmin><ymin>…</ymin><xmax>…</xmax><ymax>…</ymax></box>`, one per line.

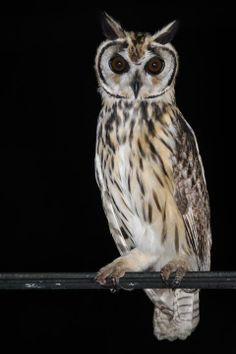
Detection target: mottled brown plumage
<box><xmin>94</xmin><ymin>13</ymin><xmax>211</xmax><ymax>341</ymax></box>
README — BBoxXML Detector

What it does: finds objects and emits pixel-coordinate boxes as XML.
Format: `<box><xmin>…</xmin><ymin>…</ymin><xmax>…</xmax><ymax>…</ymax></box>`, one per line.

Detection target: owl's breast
<box><xmin>96</xmin><ymin>102</ymin><xmax>187</xmax><ymax>263</ymax></box>
<box><xmin>105</xmin><ymin>141</ymin><xmax>163</xmax><ymax>254</ymax></box>
<box><xmin>103</xmin><ymin>139</ymin><xmax>183</xmax><ymax>258</ymax></box>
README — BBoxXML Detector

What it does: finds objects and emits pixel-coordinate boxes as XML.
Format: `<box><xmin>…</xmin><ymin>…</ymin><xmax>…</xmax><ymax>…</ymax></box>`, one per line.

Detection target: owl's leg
<box><xmin>160</xmin><ymin>258</ymin><xmax>188</xmax><ymax>287</ymax></box>
<box><xmin>96</xmin><ymin>248</ymin><xmax>157</xmax><ymax>285</ymax></box>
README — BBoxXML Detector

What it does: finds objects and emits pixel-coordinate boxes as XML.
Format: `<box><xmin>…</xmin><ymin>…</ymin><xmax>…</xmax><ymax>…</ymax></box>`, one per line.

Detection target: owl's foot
<box><xmin>160</xmin><ymin>259</ymin><xmax>188</xmax><ymax>288</ymax></box>
<box><xmin>96</xmin><ymin>249</ymin><xmax>158</xmax><ymax>290</ymax></box>
<box><xmin>96</xmin><ymin>258</ymin><xmax>128</xmax><ymax>287</ymax></box>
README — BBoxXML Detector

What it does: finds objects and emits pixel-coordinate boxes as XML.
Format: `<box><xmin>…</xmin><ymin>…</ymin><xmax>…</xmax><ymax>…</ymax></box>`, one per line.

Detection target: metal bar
<box><xmin>0</xmin><ymin>272</ymin><xmax>236</xmax><ymax>290</ymax></box>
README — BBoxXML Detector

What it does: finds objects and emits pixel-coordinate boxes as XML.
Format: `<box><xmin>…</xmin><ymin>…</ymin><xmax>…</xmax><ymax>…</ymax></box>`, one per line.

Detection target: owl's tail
<box><xmin>145</xmin><ymin>288</ymin><xmax>200</xmax><ymax>341</ymax></box>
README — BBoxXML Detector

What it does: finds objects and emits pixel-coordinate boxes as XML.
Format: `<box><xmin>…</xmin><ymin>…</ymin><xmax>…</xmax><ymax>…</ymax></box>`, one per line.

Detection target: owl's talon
<box><xmin>110</xmin><ymin>277</ymin><xmax>120</xmax><ymax>293</ymax></box>
<box><xmin>95</xmin><ymin>273</ymin><xmax>107</xmax><ymax>285</ymax></box>
<box><xmin>160</xmin><ymin>272</ymin><xmax>170</xmax><ymax>286</ymax></box>
<box><xmin>160</xmin><ymin>260</ymin><xmax>188</xmax><ymax>288</ymax></box>
<box><xmin>160</xmin><ymin>267</ymin><xmax>171</xmax><ymax>282</ymax></box>
<box><xmin>171</xmin><ymin>276</ymin><xmax>182</xmax><ymax>289</ymax></box>
<box><xmin>96</xmin><ymin>259</ymin><xmax>127</xmax><ymax>287</ymax></box>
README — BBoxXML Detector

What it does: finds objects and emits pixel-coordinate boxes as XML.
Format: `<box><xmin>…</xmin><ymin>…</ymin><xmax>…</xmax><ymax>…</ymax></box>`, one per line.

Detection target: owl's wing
<box><xmin>172</xmin><ymin>112</ymin><xmax>212</xmax><ymax>270</ymax></box>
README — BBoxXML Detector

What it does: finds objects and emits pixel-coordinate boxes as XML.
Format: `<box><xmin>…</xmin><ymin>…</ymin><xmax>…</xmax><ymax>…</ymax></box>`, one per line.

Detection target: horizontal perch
<box><xmin>0</xmin><ymin>272</ymin><xmax>236</xmax><ymax>290</ymax></box>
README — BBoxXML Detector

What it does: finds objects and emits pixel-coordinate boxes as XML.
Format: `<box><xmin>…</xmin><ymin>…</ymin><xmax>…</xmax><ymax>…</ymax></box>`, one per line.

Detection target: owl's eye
<box><xmin>109</xmin><ymin>55</ymin><xmax>129</xmax><ymax>74</ymax></box>
<box><xmin>145</xmin><ymin>56</ymin><xmax>164</xmax><ymax>75</ymax></box>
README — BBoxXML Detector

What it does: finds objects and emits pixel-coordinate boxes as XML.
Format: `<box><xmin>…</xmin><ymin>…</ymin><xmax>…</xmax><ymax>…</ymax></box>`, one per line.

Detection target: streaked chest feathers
<box><xmin>96</xmin><ymin>100</ymin><xmax>187</xmax><ymax>265</ymax></box>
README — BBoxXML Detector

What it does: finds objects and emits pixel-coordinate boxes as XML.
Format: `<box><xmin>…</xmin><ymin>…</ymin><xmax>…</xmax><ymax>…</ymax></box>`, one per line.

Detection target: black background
<box><xmin>0</xmin><ymin>6</ymin><xmax>235</xmax><ymax>352</ymax></box>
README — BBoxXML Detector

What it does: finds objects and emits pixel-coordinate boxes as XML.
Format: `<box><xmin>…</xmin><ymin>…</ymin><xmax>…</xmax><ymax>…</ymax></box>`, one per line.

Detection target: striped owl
<box><xmin>95</xmin><ymin>13</ymin><xmax>212</xmax><ymax>341</ymax></box>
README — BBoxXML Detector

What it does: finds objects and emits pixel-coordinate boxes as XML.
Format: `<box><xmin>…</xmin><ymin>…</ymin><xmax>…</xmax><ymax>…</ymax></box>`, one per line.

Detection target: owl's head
<box><xmin>95</xmin><ymin>13</ymin><xmax>179</xmax><ymax>102</ymax></box>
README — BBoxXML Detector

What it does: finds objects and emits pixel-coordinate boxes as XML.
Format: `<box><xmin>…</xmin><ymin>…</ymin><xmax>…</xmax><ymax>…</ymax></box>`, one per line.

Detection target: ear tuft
<box><xmin>153</xmin><ymin>20</ymin><xmax>179</xmax><ymax>44</ymax></box>
<box><xmin>100</xmin><ymin>12</ymin><xmax>126</xmax><ymax>40</ymax></box>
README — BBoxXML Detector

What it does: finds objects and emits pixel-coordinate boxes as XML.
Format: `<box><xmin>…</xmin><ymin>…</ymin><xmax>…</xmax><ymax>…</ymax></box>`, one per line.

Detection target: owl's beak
<box><xmin>131</xmin><ymin>80</ymin><xmax>141</xmax><ymax>98</ymax></box>
<box><xmin>131</xmin><ymin>73</ymin><xmax>141</xmax><ymax>98</ymax></box>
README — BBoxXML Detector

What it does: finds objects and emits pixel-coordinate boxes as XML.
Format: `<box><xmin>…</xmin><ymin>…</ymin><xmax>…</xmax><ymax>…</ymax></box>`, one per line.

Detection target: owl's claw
<box><xmin>160</xmin><ymin>259</ymin><xmax>188</xmax><ymax>288</ymax></box>
<box><xmin>110</xmin><ymin>277</ymin><xmax>120</xmax><ymax>293</ymax></box>
<box><xmin>173</xmin><ymin>266</ymin><xmax>187</xmax><ymax>287</ymax></box>
<box><xmin>95</xmin><ymin>260</ymin><xmax>126</xmax><ymax>288</ymax></box>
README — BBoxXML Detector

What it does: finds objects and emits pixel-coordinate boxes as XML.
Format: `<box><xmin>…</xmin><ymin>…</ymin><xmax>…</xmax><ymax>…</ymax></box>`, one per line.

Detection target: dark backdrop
<box><xmin>0</xmin><ymin>7</ymin><xmax>235</xmax><ymax>352</ymax></box>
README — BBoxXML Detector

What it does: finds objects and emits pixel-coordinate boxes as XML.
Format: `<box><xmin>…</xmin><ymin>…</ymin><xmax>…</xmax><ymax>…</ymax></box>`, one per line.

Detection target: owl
<box><xmin>94</xmin><ymin>13</ymin><xmax>212</xmax><ymax>341</ymax></box>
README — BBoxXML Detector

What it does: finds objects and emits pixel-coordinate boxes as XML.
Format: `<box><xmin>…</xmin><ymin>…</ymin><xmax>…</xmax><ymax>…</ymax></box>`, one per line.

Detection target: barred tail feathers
<box><xmin>145</xmin><ymin>288</ymin><xmax>200</xmax><ymax>341</ymax></box>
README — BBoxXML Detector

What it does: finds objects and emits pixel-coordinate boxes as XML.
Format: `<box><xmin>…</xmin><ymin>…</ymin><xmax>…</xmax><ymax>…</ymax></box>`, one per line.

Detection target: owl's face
<box><xmin>95</xmin><ymin>13</ymin><xmax>179</xmax><ymax>100</ymax></box>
